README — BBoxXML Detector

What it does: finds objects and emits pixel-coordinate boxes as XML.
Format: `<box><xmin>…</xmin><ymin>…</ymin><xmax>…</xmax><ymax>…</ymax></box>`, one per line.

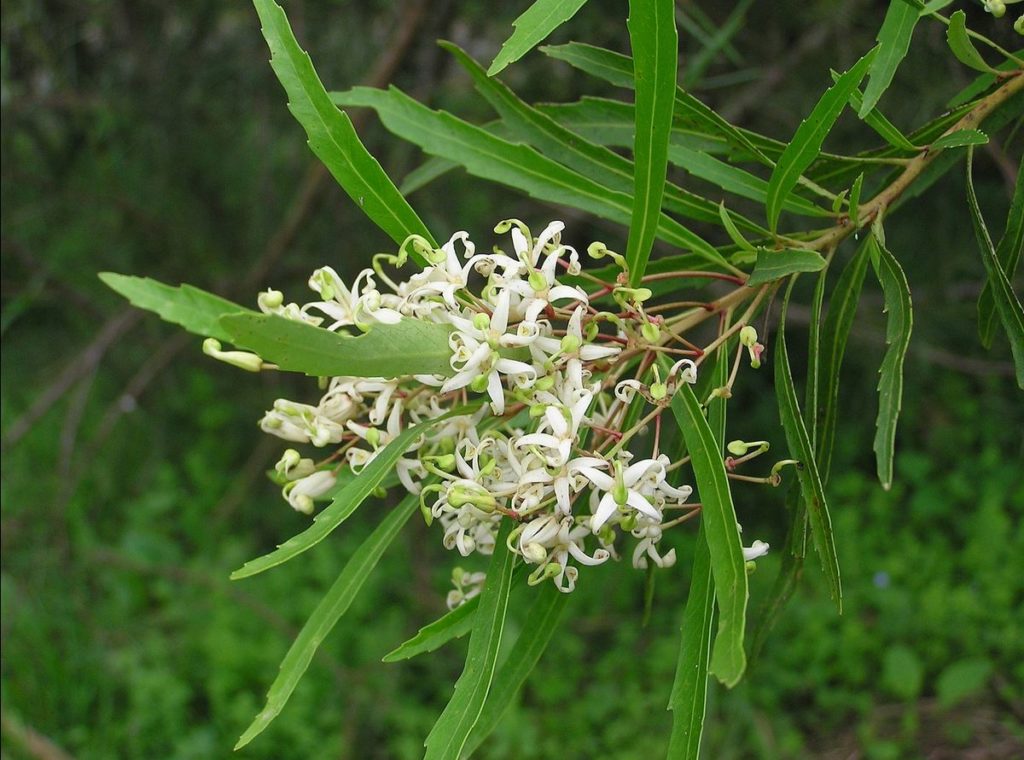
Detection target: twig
<box><xmin>0</xmin><ymin>709</ymin><xmax>76</xmax><ymax>760</ymax></box>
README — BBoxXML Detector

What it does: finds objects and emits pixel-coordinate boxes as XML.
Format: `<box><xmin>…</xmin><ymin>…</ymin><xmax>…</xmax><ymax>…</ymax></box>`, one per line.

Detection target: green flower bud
<box><xmin>740</xmin><ymin>325</ymin><xmax>758</xmax><ymax>347</ymax></box>
<box><xmin>560</xmin><ymin>334</ymin><xmax>581</xmax><ymax>353</ymax></box>
<box><xmin>640</xmin><ymin>322</ymin><xmax>661</xmax><ymax>343</ymax></box>
<box><xmin>470</xmin><ymin>373</ymin><xmax>490</xmax><ymax>393</ymax></box>
<box><xmin>535</xmin><ymin>375</ymin><xmax>556</xmax><ymax>392</ymax></box>
<box><xmin>473</xmin><ymin>312</ymin><xmax>491</xmax><ymax>330</ymax></box>
<box><xmin>528</xmin><ymin>269</ymin><xmax>547</xmax><ymax>291</ymax></box>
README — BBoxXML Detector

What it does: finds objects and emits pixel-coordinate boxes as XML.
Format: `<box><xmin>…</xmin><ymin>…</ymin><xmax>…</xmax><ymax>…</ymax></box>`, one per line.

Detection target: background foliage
<box><xmin>2</xmin><ymin>1</ymin><xmax>1022</xmax><ymax>757</ymax></box>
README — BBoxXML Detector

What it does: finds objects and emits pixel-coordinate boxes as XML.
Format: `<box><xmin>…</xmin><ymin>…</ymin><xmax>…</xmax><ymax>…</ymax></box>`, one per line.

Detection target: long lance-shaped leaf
<box><xmin>99</xmin><ymin>273</ymin><xmax>252</xmax><ymax>343</ymax></box>
<box><xmin>231</xmin><ymin>412</ymin><xmax>464</xmax><ymax>579</ymax></box>
<box><xmin>670</xmin><ymin>384</ymin><xmax>747</xmax><ymax>687</ymax></box>
<box><xmin>978</xmin><ymin>156</ymin><xmax>1024</xmax><ymax>348</ymax></box>
<box><xmin>870</xmin><ymin>236</ymin><xmax>914</xmax><ymax>489</ymax></box>
<box><xmin>766</xmin><ymin>48</ymin><xmax>876</xmax><ymax>232</ymax></box>
<box><xmin>234</xmin><ymin>492</ymin><xmax>420</xmax><ymax>749</ymax></box>
<box><xmin>331</xmin><ymin>86</ymin><xmax>725</xmax><ymax>266</ymax></box>
<box><xmin>625</xmin><ymin>0</ymin><xmax>678</xmax><ymax>285</ymax></box>
<box><xmin>839</xmin><ymin>76</ymin><xmax>918</xmax><ymax>152</ymax></box>
<box><xmin>488</xmin><ymin>0</ymin><xmax>589</xmax><ymax>75</ymax></box>
<box><xmin>424</xmin><ymin>522</ymin><xmax>516</xmax><ymax>760</ymax></box>
<box><xmin>668</xmin><ymin>146</ymin><xmax>830</xmax><ymax>218</ymax></box>
<box><xmin>966</xmin><ymin>148</ymin><xmax>1024</xmax><ymax>388</ymax></box>
<box><xmin>746</xmin><ymin>249</ymin><xmax>827</xmax><ymax>286</ymax></box>
<box><xmin>806</xmin><ymin>267</ymin><xmax>829</xmax><ymax>451</ymax></box>
<box><xmin>666</xmin><ymin>350</ymin><xmax>727</xmax><ymax>759</ymax></box>
<box><xmin>816</xmin><ymin>245</ymin><xmax>870</xmax><ymax>484</ymax></box>
<box><xmin>462</xmin><ymin>585</ymin><xmax>569</xmax><ymax>756</ymax></box>
<box><xmin>252</xmin><ymin>0</ymin><xmax>435</xmax><ymax>250</ymax></box>
<box><xmin>382</xmin><ymin>597</ymin><xmax>478</xmax><ymax>663</ymax></box>
<box><xmin>542</xmin><ymin>42</ymin><xmax>770</xmax><ymax>165</ymax></box>
<box><xmin>775</xmin><ymin>283</ymin><xmax>842</xmax><ymax>611</ymax></box>
<box><xmin>860</xmin><ymin>0</ymin><xmax>920</xmax><ymax>117</ymax></box>
<box><xmin>443</xmin><ymin>44</ymin><xmax>766</xmax><ymax>237</ymax></box>
<box><xmin>219</xmin><ymin>313</ymin><xmax>453</xmax><ymax>378</ymax></box>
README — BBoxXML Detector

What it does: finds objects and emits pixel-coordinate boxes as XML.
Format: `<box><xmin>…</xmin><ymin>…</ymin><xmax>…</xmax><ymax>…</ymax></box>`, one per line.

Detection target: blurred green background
<box><xmin>2</xmin><ymin>1</ymin><xmax>1022</xmax><ymax>758</ymax></box>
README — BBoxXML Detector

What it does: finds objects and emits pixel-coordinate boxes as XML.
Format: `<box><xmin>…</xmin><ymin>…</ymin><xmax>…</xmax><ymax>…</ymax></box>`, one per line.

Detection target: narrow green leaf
<box><xmin>775</xmin><ymin>285</ymin><xmax>842</xmax><ymax>611</ymax></box>
<box><xmin>462</xmin><ymin>585</ymin><xmax>568</xmax><ymax>756</ymax></box>
<box><xmin>766</xmin><ymin>49</ymin><xmax>876</xmax><ymax>232</ymax></box>
<box><xmin>382</xmin><ymin>597</ymin><xmax>478</xmax><ymax>663</ymax></box>
<box><xmin>424</xmin><ymin>522</ymin><xmax>516</xmax><ymax>760</ymax></box>
<box><xmin>848</xmin><ymin>173</ymin><xmax>864</xmax><ymax>229</ymax></box>
<box><xmin>978</xmin><ymin>157</ymin><xmax>1023</xmax><ymax>348</ymax></box>
<box><xmin>669</xmin><ymin>145</ymin><xmax>830</xmax><ymax>218</ymax></box>
<box><xmin>231</xmin><ymin>413</ymin><xmax>461</xmax><ymax>579</ymax></box>
<box><xmin>946</xmin><ymin>11</ymin><xmax>997</xmax><ymax>73</ymax></box>
<box><xmin>749</xmin><ymin>486</ymin><xmax>806</xmax><ymax>662</ymax></box>
<box><xmin>252</xmin><ymin>0</ymin><xmax>435</xmax><ymax>249</ymax></box>
<box><xmin>234</xmin><ymin>492</ymin><xmax>420</xmax><ymax>749</ymax></box>
<box><xmin>966</xmin><ymin>148</ymin><xmax>1024</xmax><ymax>387</ymax></box>
<box><xmin>719</xmin><ymin>203</ymin><xmax>755</xmax><ymax>252</ymax></box>
<box><xmin>541</xmin><ymin>43</ymin><xmax>771</xmax><ymax>164</ymax></box>
<box><xmin>666</xmin><ymin>350</ymin><xmax>727</xmax><ymax>759</ymax></box>
<box><xmin>488</xmin><ymin>0</ymin><xmax>589</xmax><ymax>76</ymax></box>
<box><xmin>219</xmin><ymin>314</ymin><xmax>453</xmax><ymax>378</ymax></box>
<box><xmin>838</xmin><ymin>74</ymin><xmax>919</xmax><ymax>151</ymax></box>
<box><xmin>930</xmin><ymin>128</ymin><xmax>988</xmax><ymax>150</ymax></box>
<box><xmin>670</xmin><ymin>384</ymin><xmax>748</xmax><ymax>687</ymax></box>
<box><xmin>331</xmin><ymin>86</ymin><xmax>726</xmax><ymax>266</ymax></box>
<box><xmin>746</xmin><ymin>249</ymin><xmax>827</xmax><ymax>286</ymax></box>
<box><xmin>870</xmin><ymin>237</ymin><xmax>914</xmax><ymax>489</ymax></box>
<box><xmin>98</xmin><ymin>273</ymin><xmax>251</xmax><ymax>343</ymax></box>
<box><xmin>806</xmin><ymin>268</ymin><xmax>828</xmax><ymax>451</ymax></box>
<box><xmin>443</xmin><ymin>44</ymin><xmax>757</xmax><ymax>238</ymax></box>
<box><xmin>625</xmin><ymin>0</ymin><xmax>678</xmax><ymax>286</ymax></box>
<box><xmin>860</xmin><ymin>0</ymin><xmax>920</xmax><ymax>117</ymax></box>
<box><xmin>400</xmin><ymin>156</ymin><xmax>459</xmax><ymax>195</ymax></box>
<box><xmin>816</xmin><ymin>245</ymin><xmax>870</xmax><ymax>484</ymax></box>
<box><xmin>947</xmin><ymin>58</ymin><xmax>1021</xmax><ymax>109</ymax></box>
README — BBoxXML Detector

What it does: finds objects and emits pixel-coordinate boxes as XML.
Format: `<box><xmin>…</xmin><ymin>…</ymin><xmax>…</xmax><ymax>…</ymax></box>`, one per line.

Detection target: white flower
<box><xmin>405</xmin><ymin>231</ymin><xmax>476</xmax><ymax>308</ymax></box>
<box><xmin>743</xmin><ymin>540</ymin><xmax>770</xmax><ymax>562</ymax></box>
<box><xmin>579</xmin><ymin>457</ymin><xmax>665</xmax><ymax>532</ymax></box>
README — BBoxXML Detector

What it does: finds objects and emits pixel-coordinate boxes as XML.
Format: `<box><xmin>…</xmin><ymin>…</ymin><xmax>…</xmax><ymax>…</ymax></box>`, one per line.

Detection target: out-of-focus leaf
<box><xmin>462</xmin><ymin>584</ymin><xmax>568</xmax><ymax>756</ymax></box>
<box><xmin>766</xmin><ymin>49</ymin><xmax>875</xmax><ymax>231</ymax></box>
<box><xmin>666</xmin><ymin>350</ymin><xmax>727</xmax><ymax>758</ymax></box>
<box><xmin>98</xmin><ymin>273</ymin><xmax>251</xmax><ymax>343</ymax></box>
<box><xmin>234</xmin><ymin>492</ymin><xmax>420</xmax><ymax>749</ymax></box>
<box><xmin>947</xmin><ymin>58</ymin><xmax>1021</xmax><ymax>108</ymax></box>
<box><xmin>670</xmin><ymin>384</ymin><xmax>747</xmax><ymax>687</ymax></box>
<box><xmin>424</xmin><ymin>522</ymin><xmax>516</xmax><ymax>760</ymax></box>
<box><xmin>669</xmin><ymin>146</ymin><xmax>829</xmax><ymax>218</ymax></box>
<box><xmin>882</xmin><ymin>645</ymin><xmax>924</xmax><ymax>700</ymax></box>
<box><xmin>220</xmin><ymin>313</ymin><xmax>454</xmax><ymax>378</ymax></box>
<box><xmin>746</xmin><ymin>249</ymin><xmax>827</xmax><ymax>286</ymax></box>
<box><xmin>806</xmin><ymin>268</ymin><xmax>828</xmax><ymax>450</ymax></box>
<box><xmin>817</xmin><ymin>244</ymin><xmax>870</xmax><ymax>483</ymax></box>
<box><xmin>966</xmin><ymin>148</ymin><xmax>1024</xmax><ymax>387</ymax></box>
<box><xmin>488</xmin><ymin>0</ymin><xmax>589</xmax><ymax>76</ymax></box>
<box><xmin>400</xmin><ymin>156</ymin><xmax>459</xmax><ymax>195</ymax></box>
<box><xmin>946</xmin><ymin>11</ymin><xmax>997</xmax><ymax>73</ymax></box>
<box><xmin>936</xmin><ymin>658</ymin><xmax>993</xmax><ymax>708</ymax></box>
<box><xmin>252</xmin><ymin>0</ymin><xmax>435</xmax><ymax>250</ymax></box>
<box><xmin>382</xmin><ymin>597</ymin><xmax>478</xmax><ymax>663</ymax></box>
<box><xmin>625</xmin><ymin>0</ymin><xmax>678</xmax><ymax>286</ymax></box>
<box><xmin>978</xmin><ymin>157</ymin><xmax>1023</xmax><ymax>348</ymax></box>
<box><xmin>860</xmin><ymin>0</ymin><xmax>920</xmax><ymax>117</ymax></box>
<box><xmin>775</xmin><ymin>284</ymin><xmax>842</xmax><ymax>611</ymax></box>
<box><xmin>930</xmin><ymin>128</ymin><xmax>988</xmax><ymax>150</ymax></box>
<box><xmin>848</xmin><ymin>173</ymin><xmax>864</xmax><ymax>229</ymax></box>
<box><xmin>331</xmin><ymin>86</ymin><xmax>725</xmax><ymax>265</ymax></box>
<box><xmin>231</xmin><ymin>412</ymin><xmax>463</xmax><ymax>579</ymax></box>
<box><xmin>870</xmin><ymin>236</ymin><xmax>914</xmax><ymax>489</ymax></box>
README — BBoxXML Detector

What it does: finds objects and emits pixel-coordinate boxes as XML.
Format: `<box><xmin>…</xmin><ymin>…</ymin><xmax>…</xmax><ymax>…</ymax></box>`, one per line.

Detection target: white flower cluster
<box><xmin>248</xmin><ymin>220</ymin><xmax>766</xmax><ymax>595</ymax></box>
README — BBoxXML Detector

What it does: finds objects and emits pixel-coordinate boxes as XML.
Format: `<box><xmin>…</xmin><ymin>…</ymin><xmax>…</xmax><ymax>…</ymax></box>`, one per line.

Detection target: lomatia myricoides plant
<box><xmin>102</xmin><ymin>0</ymin><xmax>1023</xmax><ymax>755</ymax></box>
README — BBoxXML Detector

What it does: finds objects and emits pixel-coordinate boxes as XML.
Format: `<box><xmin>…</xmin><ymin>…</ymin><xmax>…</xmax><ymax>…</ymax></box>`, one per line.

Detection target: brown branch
<box><xmin>0</xmin><ymin>709</ymin><xmax>76</xmax><ymax>760</ymax></box>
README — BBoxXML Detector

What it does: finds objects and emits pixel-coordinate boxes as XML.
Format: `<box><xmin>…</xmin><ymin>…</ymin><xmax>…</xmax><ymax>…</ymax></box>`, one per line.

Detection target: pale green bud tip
<box><xmin>740</xmin><ymin>325</ymin><xmax>758</xmax><ymax>347</ymax></box>
<box><xmin>587</xmin><ymin>241</ymin><xmax>609</xmax><ymax>258</ymax></box>
<box><xmin>640</xmin><ymin>322</ymin><xmax>660</xmax><ymax>342</ymax></box>
<box><xmin>650</xmin><ymin>383</ymin><xmax>667</xmax><ymax>400</ymax></box>
<box><xmin>528</xmin><ymin>270</ymin><xmax>547</xmax><ymax>291</ymax></box>
<box><xmin>258</xmin><ymin>289</ymin><xmax>284</xmax><ymax>309</ymax></box>
<box><xmin>727</xmin><ymin>440</ymin><xmax>748</xmax><ymax>456</ymax></box>
<box><xmin>275</xmin><ymin>449</ymin><xmax>301</xmax><ymax>474</ymax></box>
<box><xmin>469</xmin><ymin>373</ymin><xmax>489</xmax><ymax>393</ymax></box>
<box><xmin>365</xmin><ymin>428</ymin><xmax>381</xmax><ymax>448</ymax></box>
<box><xmin>984</xmin><ymin>0</ymin><xmax>1006</xmax><ymax>17</ymax></box>
<box><xmin>1015</xmin><ymin>14</ymin><xmax>1023</xmax><ymax>33</ymax></box>
<box><xmin>203</xmin><ymin>339</ymin><xmax>264</xmax><ymax>372</ymax></box>
<box><xmin>560</xmin><ymin>334</ymin><xmax>581</xmax><ymax>353</ymax></box>
<box><xmin>472</xmin><ymin>312</ymin><xmax>491</xmax><ymax>330</ymax></box>
<box><xmin>535</xmin><ymin>375</ymin><xmax>556</xmax><ymax>392</ymax></box>
<box><xmin>523</xmin><ymin>543</ymin><xmax>548</xmax><ymax>563</ymax></box>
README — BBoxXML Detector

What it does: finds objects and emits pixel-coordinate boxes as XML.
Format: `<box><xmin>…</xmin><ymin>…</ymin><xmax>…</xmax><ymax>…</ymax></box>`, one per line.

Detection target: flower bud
<box><xmin>472</xmin><ymin>312</ymin><xmax>491</xmax><ymax>330</ymax></box>
<box><xmin>528</xmin><ymin>269</ymin><xmax>547</xmax><ymax>291</ymax></box>
<box><xmin>202</xmin><ymin>338</ymin><xmax>265</xmax><ymax>372</ymax></box>
<box><xmin>640</xmin><ymin>321</ymin><xmax>660</xmax><ymax>343</ymax></box>
<box><xmin>739</xmin><ymin>325</ymin><xmax>758</xmax><ymax>347</ymax></box>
